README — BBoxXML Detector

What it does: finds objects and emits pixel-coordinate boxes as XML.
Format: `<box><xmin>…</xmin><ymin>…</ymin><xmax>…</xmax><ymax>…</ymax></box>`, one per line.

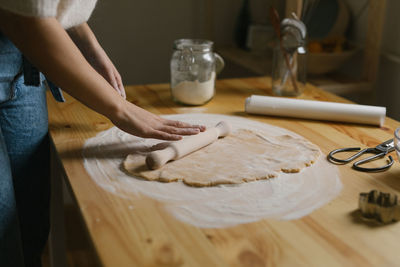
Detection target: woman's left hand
<box><xmin>83</xmin><ymin>44</ymin><xmax>126</xmax><ymax>98</ymax></box>
<box><xmin>67</xmin><ymin>23</ymin><xmax>126</xmax><ymax>98</ymax></box>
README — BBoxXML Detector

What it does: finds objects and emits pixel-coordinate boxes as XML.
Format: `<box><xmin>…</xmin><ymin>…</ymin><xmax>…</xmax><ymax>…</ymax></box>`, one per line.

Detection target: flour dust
<box><xmin>83</xmin><ymin>114</ymin><xmax>342</xmax><ymax>228</ymax></box>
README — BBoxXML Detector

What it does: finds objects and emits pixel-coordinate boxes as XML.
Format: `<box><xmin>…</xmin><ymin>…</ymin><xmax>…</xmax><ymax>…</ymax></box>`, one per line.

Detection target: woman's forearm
<box><xmin>0</xmin><ymin>10</ymin><xmax>123</xmax><ymax>120</ymax></box>
<box><xmin>0</xmin><ymin>8</ymin><xmax>204</xmax><ymax>140</ymax></box>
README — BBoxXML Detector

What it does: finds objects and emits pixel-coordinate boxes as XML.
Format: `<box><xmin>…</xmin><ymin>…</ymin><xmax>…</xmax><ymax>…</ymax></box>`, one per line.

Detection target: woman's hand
<box><xmin>111</xmin><ymin>101</ymin><xmax>205</xmax><ymax>140</ymax></box>
<box><xmin>67</xmin><ymin>23</ymin><xmax>126</xmax><ymax>98</ymax></box>
<box><xmin>84</xmin><ymin>43</ymin><xmax>126</xmax><ymax>99</ymax></box>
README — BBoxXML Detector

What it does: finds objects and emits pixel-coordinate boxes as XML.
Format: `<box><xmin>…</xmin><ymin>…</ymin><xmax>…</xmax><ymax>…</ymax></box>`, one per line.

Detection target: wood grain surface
<box><xmin>48</xmin><ymin>76</ymin><xmax>400</xmax><ymax>267</ymax></box>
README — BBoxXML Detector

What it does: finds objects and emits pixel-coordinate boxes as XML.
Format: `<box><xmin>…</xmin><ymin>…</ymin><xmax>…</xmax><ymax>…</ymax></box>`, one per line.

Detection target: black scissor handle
<box><xmin>353</xmin><ymin>155</ymin><xmax>394</xmax><ymax>172</ymax></box>
<box><xmin>328</xmin><ymin>147</ymin><xmax>394</xmax><ymax>172</ymax></box>
<box><xmin>328</xmin><ymin>147</ymin><xmax>370</xmax><ymax>164</ymax></box>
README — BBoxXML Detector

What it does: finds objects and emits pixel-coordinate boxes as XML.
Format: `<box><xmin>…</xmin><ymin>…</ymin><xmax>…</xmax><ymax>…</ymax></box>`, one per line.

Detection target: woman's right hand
<box><xmin>111</xmin><ymin>100</ymin><xmax>205</xmax><ymax>140</ymax></box>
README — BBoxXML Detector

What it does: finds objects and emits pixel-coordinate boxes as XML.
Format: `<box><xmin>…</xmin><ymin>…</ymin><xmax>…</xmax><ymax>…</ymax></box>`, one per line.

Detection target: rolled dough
<box><xmin>123</xmin><ymin>129</ymin><xmax>320</xmax><ymax>187</ymax></box>
<box><xmin>83</xmin><ymin>114</ymin><xmax>342</xmax><ymax>227</ymax></box>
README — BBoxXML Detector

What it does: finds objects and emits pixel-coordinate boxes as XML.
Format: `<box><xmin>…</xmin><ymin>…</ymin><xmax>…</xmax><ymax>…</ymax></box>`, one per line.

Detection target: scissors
<box><xmin>328</xmin><ymin>139</ymin><xmax>395</xmax><ymax>172</ymax></box>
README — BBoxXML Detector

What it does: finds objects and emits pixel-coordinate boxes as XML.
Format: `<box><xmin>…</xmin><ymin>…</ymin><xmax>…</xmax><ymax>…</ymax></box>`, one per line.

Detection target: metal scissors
<box><xmin>328</xmin><ymin>139</ymin><xmax>395</xmax><ymax>172</ymax></box>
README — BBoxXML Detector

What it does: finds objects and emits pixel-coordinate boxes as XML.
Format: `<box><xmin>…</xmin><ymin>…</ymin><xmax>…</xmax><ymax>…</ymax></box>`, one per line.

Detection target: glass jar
<box><xmin>271</xmin><ymin>18</ymin><xmax>307</xmax><ymax>96</ymax></box>
<box><xmin>170</xmin><ymin>39</ymin><xmax>224</xmax><ymax>105</ymax></box>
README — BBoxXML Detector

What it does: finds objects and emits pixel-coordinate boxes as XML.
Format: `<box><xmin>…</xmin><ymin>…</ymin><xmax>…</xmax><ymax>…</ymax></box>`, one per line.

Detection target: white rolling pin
<box><xmin>146</xmin><ymin>121</ymin><xmax>232</xmax><ymax>169</ymax></box>
<box><xmin>245</xmin><ymin>95</ymin><xmax>386</xmax><ymax>126</ymax></box>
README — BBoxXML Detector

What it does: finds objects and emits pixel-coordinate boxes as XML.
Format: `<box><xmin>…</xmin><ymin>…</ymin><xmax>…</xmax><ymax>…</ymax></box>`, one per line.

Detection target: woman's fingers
<box><xmin>147</xmin><ymin>130</ymin><xmax>183</xmax><ymax>141</ymax></box>
<box><xmin>106</xmin><ymin>68</ymin><xmax>126</xmax><ymax>98</ymax></box>
<box><xmin>163</xmin><ymin>119</ymin><xmax>206</xmax><ymax>132</ymax></box>
<box><xmin>109</xmin><ymin>72</ymin><xmax>119</xmax><ymax>93</ymax></box>
<box><xmin>158</xmin><ymin>125</ymin><xmax>201</xmax><ymax>136</ymax></box>
<box><xmin>135</xmin><ymin>119</ymin><xmax>204</xmax><ymax>140</ymax></box>
<box><xmin>114</xmin><ymin>68</ymin><xmax>126</xmax><ymax>99</ymax></box>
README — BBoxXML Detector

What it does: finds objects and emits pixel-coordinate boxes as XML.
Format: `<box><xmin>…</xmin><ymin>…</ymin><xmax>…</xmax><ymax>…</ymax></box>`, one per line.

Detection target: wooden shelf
<box><xmin>216</xmin><ymin>0</ymin><xmax>386</xmax><ymax>99</ymax></box>
<box><xmin>217</xmin><ymin>45</ymin><xmax>373</xmax><ymax>96</ymax></box>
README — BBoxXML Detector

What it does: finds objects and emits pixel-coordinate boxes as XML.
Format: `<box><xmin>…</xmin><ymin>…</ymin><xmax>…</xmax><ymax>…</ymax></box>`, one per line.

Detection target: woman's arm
<box><xmin>67</xmin><ymin>23</ymin><xmax>126</xmax><ymax>98</ymax></box>
<box><xmin>0</xmin><ymin>9</ymin><xmax>204</xmax><ymax>140</ymax></box>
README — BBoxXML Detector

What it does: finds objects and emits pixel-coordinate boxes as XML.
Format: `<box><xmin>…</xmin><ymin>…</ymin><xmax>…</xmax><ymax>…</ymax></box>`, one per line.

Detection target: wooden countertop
<box><xmin>48</xmin><ymin>76</ymin><xmax>400</xmax><ymax>266</ymax></box>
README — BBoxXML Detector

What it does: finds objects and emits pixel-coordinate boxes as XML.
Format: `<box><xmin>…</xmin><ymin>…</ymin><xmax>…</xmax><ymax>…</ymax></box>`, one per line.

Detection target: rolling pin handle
<box><xmin>146</xmin><ymin>147</ymin><xmax>176</xmax><ymax>170</ymax></box>
<box><xmin>215</xmin><ymin>121</ymin><xmax>232</xmax><ymax>137</ymax></box>
<box><xmin>145</xmin><ymin>121</ymin><xmax>232</xmax><ymax>170</ymax></box>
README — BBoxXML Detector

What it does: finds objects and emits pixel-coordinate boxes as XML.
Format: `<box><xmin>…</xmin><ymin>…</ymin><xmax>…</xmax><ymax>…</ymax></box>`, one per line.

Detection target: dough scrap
<box><xmin>123</xmin><ymin>129</ymin><xmax>320</xmax><ymax>187</ymax></box>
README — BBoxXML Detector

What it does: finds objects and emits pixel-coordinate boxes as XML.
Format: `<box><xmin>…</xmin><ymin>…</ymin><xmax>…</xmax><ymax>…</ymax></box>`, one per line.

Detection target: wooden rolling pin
<box><xmin>146</xmin><ymin>121</ymin><xmax>232</xmax><ymax>169</ymax></box>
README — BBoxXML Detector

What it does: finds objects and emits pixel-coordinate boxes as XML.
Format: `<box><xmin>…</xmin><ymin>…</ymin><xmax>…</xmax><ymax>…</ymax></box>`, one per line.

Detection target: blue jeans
<box><xmin>1</xmin><ymin>34</ymin><xmax>50</xmax><ymax>266</ymax></box>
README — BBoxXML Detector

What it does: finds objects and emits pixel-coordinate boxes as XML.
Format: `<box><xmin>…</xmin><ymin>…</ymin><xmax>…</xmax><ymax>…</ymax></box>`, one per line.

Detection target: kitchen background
<box><xmin>51</xmin><ymin>1</ymin><xmax>400</xmax><ymax>265</ymax></box>
<box><xmin>88</xmin><ymin>0</ymin><xmax>400</xmax><ymax>120</ymax></box>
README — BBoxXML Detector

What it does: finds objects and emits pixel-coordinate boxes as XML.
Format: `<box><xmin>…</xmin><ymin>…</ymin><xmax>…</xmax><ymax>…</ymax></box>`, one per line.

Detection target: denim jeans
<box><xmin>0</xmin><ymin>34</ymin><xmax>51</xmax><ymax>267</ymax></box>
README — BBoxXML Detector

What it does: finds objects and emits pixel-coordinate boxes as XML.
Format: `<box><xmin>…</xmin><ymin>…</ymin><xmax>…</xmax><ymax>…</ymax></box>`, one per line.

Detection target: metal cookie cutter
<box><xmin>328</xmin><ymin>139</ymin><xmax>395</xmax><ymax>172</ymax></box>
<box><xmin>359</xmin><ymin>190</ymin><xmax>400</xmax><ymax>223</ymax></box>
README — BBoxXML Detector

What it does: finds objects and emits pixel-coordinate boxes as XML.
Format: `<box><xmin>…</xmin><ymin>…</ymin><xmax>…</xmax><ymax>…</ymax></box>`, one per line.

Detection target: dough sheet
<box><xmin>123</xmin><ymin>129</ymin><xmax>320</xmax><ymax>186</ymax></box>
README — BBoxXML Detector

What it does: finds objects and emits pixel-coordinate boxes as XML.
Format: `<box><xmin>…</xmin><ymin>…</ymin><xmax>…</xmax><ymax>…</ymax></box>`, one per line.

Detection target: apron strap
<box><xmin>22</xmin><ymin>56</ymin><xmax>40</xmax><ymax>86</ymax></box>
<box><xmin>21</xmin><ymin>56</ymin><xmax>65</xmax><ymax>102</ymax></box>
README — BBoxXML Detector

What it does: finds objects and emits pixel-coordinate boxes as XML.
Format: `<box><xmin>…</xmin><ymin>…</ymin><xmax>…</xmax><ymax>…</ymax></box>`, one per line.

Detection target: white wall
<box><xmin>89</xmin><ymin>1</ymin><xmax>198</xmax><ymax>85</ymax></box>
<box><xmin>89</xmin><ymin>0</ymin><xmax>242</xmax><ymax>85</ymax></box>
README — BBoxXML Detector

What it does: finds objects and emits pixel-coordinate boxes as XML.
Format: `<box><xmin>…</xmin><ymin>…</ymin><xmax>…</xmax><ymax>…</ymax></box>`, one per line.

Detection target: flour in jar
<box><xmin>172</xmin><ymin>72</ymin><xmax>215</xmax><ymax>105</ymax></box>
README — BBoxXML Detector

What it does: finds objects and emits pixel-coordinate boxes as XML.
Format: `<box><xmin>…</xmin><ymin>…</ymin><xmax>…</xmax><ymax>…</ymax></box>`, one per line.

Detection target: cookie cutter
<box><xmin>359</xmin><ymin>190</ymin><xmax>400</xmax><ymax>223</ymax></box>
